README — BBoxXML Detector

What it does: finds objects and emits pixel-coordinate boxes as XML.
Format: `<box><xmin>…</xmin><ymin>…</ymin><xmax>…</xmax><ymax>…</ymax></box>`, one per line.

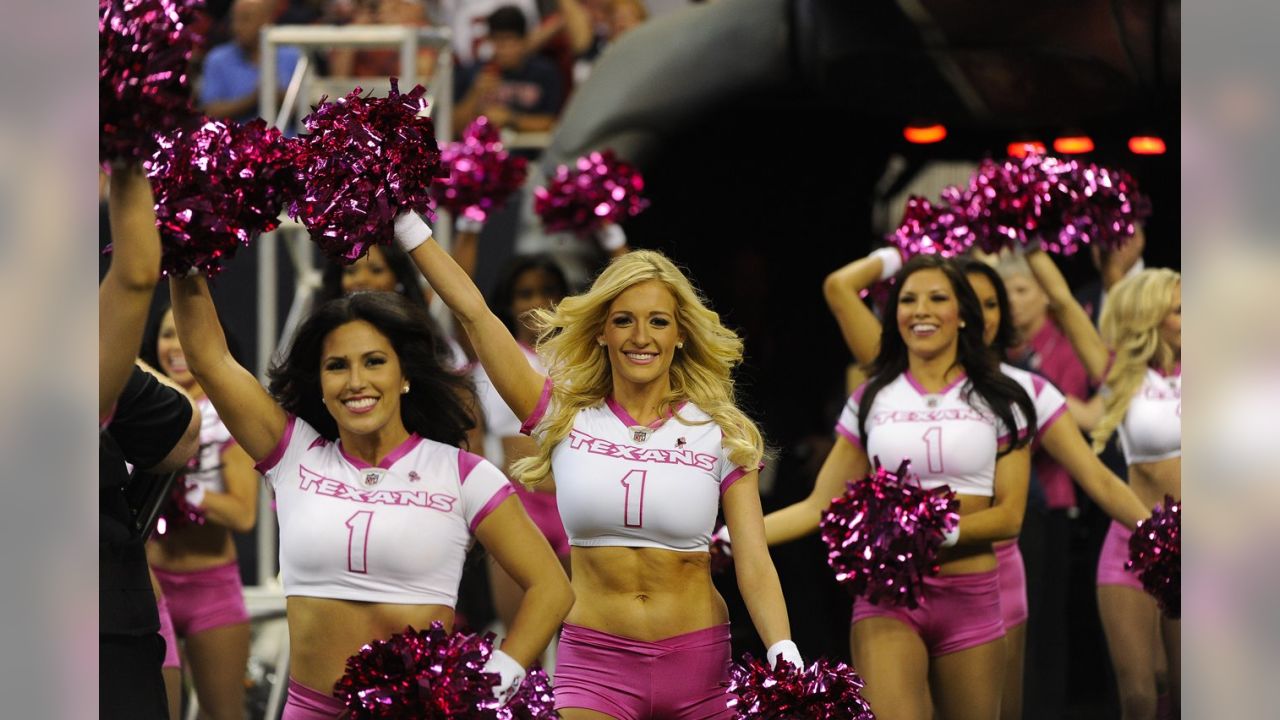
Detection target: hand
<box><xmin>766</xmin><ymin>639</ymin><xmax>803</xmax><ymax>671</ymax></box>
<box><xmin>471</xmin><ymin>69</ymin><xmax>502</xmax><ymax>99</ymax></box>
<box><xmin>393</xmin><ymin>211</ymin><xmax>433</xmax><ymax>253</ymax></box>
<box><xmin>482</xmin><ymin>648</ymin><xmax>526</xmax><ymax>706</ymax></box>
<box><xmin>482</xmin><ymin>105</ymin><xmax>513</xmax><ymax>129</ymax></box>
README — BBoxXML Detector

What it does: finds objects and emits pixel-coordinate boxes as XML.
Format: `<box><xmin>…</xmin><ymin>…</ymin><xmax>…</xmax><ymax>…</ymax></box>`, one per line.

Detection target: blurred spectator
<box><xmin>329</xmin><ymin>0</ymin><xmax>439</xmax><ymax>80</ymax></box>
<box><xmin>454</xmin><ymin>6</ymin><xmax>562</xmax><ymax>134</ymax></box>
<box><xmin>440</xmin><ymin>0</ymin><xmax>539</xmax><ymax>65</ymax></box>
<box><xmin>565</xmin><ymin>0</ymin><xmax>646</xmax><ymax>84</ymax></box>
<box><xmin>199</xmin><ymin>0</ymin><xmax>302</xmax><ymax>122</ymax></box>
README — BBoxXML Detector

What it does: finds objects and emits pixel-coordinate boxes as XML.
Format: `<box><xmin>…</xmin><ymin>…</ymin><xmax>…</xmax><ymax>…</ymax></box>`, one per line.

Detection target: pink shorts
<box><xmin>153</xmin><ymin>561</ymin><xmax>250</xmax><ymax>637</ymax></box>
<box><xmin>155</xmin><ymin>592</ymin><xmax>181</xmax><ymax>669</ymax></box>
<box><xmin>554</xmin><ymin>622</ymin><xmax>735</xmax><ymax>720</ymax></box>
<box><xmin>515</xmin><ymin>485</ymin><xmax>570</xmax><ymax>557</ymax></box>
<box><xmin>852</xmin><ymin>568</ymin><xmax>1006</xmax><ymax>657</ymax></box>
<box><xmin>1096</xmin><ymin>520</ymin><xmax>1144</xmax><ymax>591</ymax></box>
<box><xmin>995</xmin><ymin>541</ymin><xmax>1029</xmax><ymax>628</ymax></box>
<box><xmin>282</xmin><ymin>679</ymin><xmax>346</xmax><ymax>720</ymax></box>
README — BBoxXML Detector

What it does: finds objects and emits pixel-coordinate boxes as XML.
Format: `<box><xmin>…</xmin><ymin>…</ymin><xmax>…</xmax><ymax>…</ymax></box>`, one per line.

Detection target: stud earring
<box><xmin>402</xmin><ymin>383</ymin><xmax>410</xmax><ymax>394</ymax></box>
<box><xmin>676</xmin><ymin>342</ymin><xmax>684</xmax><ymax>349</ymax></box>
<box><xmin>960</xmin><ymin>321</ymin><xmax>967</xmax><ymax>329</ymax></box>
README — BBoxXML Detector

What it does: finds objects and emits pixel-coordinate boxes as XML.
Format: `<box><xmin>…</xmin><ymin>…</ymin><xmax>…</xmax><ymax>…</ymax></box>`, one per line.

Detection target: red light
<box><xmin>1129</xmin><ymin>136</ymin><xmax>1167</xmax><ymax>155</ymax></box>
<box><xmin>904</xmin><ymin>124</ymin><xmax>947</xmax><ymax>144</ymax></box>
<box><xmin>1007</xmin><ymin>141</ymin><xmax>1046</xmax><ymax>158</ymax></box>
<box><xmin>1053</xmin><ymin>135</ymin><xmax>1095</xmax><ymax>154</ymax></box>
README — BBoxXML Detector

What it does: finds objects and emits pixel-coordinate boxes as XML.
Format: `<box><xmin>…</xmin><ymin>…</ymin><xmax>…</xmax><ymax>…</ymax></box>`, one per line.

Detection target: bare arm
<box><xmin>406</xmin><ymin>234</ymin><xmax>546</xmax><ymax>421</ymax></box>
<box><xmin>823</xmin><ymin>253</ymin><xmax>890</xmax><ymax>367</ymax></box>
<box><xmin>202</xmin><ymin>91</ymin><xmax>261</xmax><ymax>122</ymax></box>
<box><xmin>763</xmin><ymin>435</ymin><xmax>869</xmax><ymax>546</ymax></box>
<box><xmin>723</xmin><ymin>471</ymin><xmax>792</xmax><ymax>648</ymax></box>
<box><xmin>474</xmin><ymin>497</ymin><xmax>575</xmax><ymax>666</ymax></box>
<box><xmin>1039</xmin><ymin>415</ymin><xmax>1149</xmax><ymax>529</ymax></box>
<box><xmin>1066</xmin><ymin>393</ymin><xmax>1104</xmax><ymax>432</ymax></box>
<box><xmin>100</xmin><ymin>167</ymin><xmax>163</xmax><ymax>420</ymax></box>
<box><xmin>1025</xmin><ymin>249</ymin><xmax>1110</xmax><ymax>384</ymax></box>
<box><xmin>131</xmin><ymin>360</ymin><xmax>202</xmax><ymax>473</ymax></box>
<box><xmin>169</xmin><ymin>274</ymin><xmax>288</xmax><ymax>462</ymax></box>
<box><xmin>950</xmin><ymin>446</ymin><xmax>1031</xmax><ymax>544</ymax></box>
<box><xmin>196</xmin><ymin>443</ymin><xmax>260</xmax><ymax>533</ymax></box>
<box><xmin>557</xmin><ymin>0</ymin><xmax>594</xmax><ymax>54</ymax></box>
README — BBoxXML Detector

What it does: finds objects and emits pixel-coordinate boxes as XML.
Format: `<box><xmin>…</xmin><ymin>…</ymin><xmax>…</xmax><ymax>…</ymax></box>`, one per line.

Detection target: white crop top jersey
<box><xmin>1000</xmin><ymin>363</ymin><xmax>1068</xmax><ymax>442</ymax></box>
<box><xmin>187</xmin><ymin>396</ymin><xmax>238</xmax><ymax>494</ymax></box>
<box><xmin>472</xmin><ymin>344</ymin><xmax>543</xmax><ymax>465</ymax></box>
<box><xmin>520</xmin><ymin>380</ymin><xmax>756</xmax><ymax>552</ymax></box>
<box><xmin>1117</xmin><ymin>366</ymin><xmax>1181</xmax><ymax>464</ymax></box>
<box><xmin>835</xmin><ymin>372</ymin><xmax>1029</xmax><ymax>497</ymax></box>
<box><xmin>254</xmin><ymin>416</ymin><xmax>514</xmax><ymax>606</ymax></box>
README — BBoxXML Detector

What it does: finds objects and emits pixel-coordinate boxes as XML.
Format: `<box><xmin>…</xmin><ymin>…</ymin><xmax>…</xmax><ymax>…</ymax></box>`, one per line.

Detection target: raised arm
<box><xmin>823</xmin><ymin>248</ymin><xmax>898</xmax><ymax>367</ymax></box>
<box><xmin>100</xmin><ymin>167</ymin><xmax>163</xmax><ymax>420</ymax></box>
<box><xmin>396</xmin><ymin>214</ymin><xmax>546</xmax><ymax>421</ymax></box>
<box><xmin>1025</xmin><ymin>249</ymin><xmax>1110</xmax><ymax>384</ymax></box>
<box><xmin>169</xmin><ymin>274</ymin><xmax>288</xmax><ymax>462</ymax></box>
<box><xmin>723</xmin><ymin>470</ymin><xmax>794</xmax><ymax>651</ymax></box>
<box><xmin>946</xmin><ymin>446</ymin><xmax>1031</xmax><ymax>544</ymax></box>
<box><xmin>763</xmin><ymin>435</ymin><xmax>869</xmax><ymax>546</ymax></box>
<box><xmin>1039</xmin><ymin>414</ymin><xmax>1149</xmax><ymax>529</ymax></box>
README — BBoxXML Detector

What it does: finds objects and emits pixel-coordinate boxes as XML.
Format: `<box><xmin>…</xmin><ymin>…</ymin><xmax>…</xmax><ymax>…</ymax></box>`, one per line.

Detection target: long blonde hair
<box><xmin>510</xmin><ymin>250</ymin><xmax>767</xmax><ymax>486</ymax></box>
<box><xmin>1091</xmin><ymin>268</ymin><xmax>1181</xmax><ymax>452</ymax></box>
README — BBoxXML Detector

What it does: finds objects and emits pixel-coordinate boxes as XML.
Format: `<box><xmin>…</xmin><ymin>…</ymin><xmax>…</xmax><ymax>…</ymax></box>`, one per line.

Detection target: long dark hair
<box><xmin>858</xmin><ymin>255</ymin><xmax>1036</xmax><ymax>456</ymax></box>
<box><xmin>268</xmin><ymin>292</ymin><xmax>476</xmax><ymax>447</ymax></box>
<box><xmin>954</xmin><ymin>257</ymin><xmax>1016</xmax><ymax>359</ymax></box>
<box><xmin>140</xmin><ymin>299</ymin><xmax>245</xmax><ymax>373</ymax></box>
<box><xmin>316</xmin><ymin>244</ymin><xmax>430</xmax><ymax>308</ymax></box>
<box><xmin>488</xmin><ymin>254</ymin><xmax>571</xmax><ymax>336</ymax></box>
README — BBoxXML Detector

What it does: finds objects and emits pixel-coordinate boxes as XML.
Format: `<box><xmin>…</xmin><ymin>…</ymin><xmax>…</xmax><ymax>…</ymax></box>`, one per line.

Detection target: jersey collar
<box><xmin>605</xmin><ymin>395</ymin><xmax>687</xmax><ymax>430</ymax></box>
<box><xmin>338</xmin><ymin>433</ymin><xmax>424</xmax><ymax>471</ymax></box>
<box><xmin>903</xmin><ymin>370</ymin><xmax>967</xmax><ymax>397</ymax></box>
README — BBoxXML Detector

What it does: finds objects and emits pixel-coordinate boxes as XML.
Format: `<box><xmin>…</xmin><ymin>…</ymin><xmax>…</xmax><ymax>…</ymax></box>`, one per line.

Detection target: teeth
<box><xmin>912</xmin><ymin>324</ymin><xmax>938</xmax><ymax>332</ymax></box>
<box><xmin>344</xmin><ymin>397</ymin><xmax>376</xmax><ymax>409</ymax></box>
<box><xmin>625</xmin><ymin>352</ymin><xmax>657</xmax><ymax>360</ymax></box>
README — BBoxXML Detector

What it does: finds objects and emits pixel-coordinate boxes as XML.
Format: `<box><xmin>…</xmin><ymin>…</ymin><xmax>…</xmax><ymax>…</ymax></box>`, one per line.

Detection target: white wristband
<box><xmin>183</xmin><ymin>481</ymin><xmax>206</xmax><ymax>509</ymax></box>
<box><xmin>711</xmin><ymin>526</ymin><xmax>732</xmax><ymax>556</ymax></box>
<box><xmin>940</xmin><ymin>524</ymin><xmax>960</xmax><ymax>548</ymax></box>
<box><xmin>482</xmin><ymin>648</ymin><xmax>526</xmax><ymax>706</ymax></box>
<box><xmin>456</xmin><ymin>215</ymin><xmax>484</xmax><ymax>234</ymax></box>
<box><xmin>765</xmin><ymin>639</ymin><xmax>803</xmax><ymax>670</ymax></box>
<box><xmin>596</xmin><ymin>223</ymin><xmax>627</xmax><ymax>252</ymax></box>
<box><xmin>870</xmin><ymin>246</ymin><xmax>904</xmax><ymax>280</ymax></box>
<box><xmin>393</xmin><ymin>211</ymin><xmax>433</xmax><ymax>253</ymax></box>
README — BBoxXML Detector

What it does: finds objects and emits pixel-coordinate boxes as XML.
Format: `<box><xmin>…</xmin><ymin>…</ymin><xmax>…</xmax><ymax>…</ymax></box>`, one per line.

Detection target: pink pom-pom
<box><xmin>334</xmin><ymin>622</ymin><xmax>555</xmax><ymax>719</ymax></box>
<box><xmin>154</xmin><ymin>479</ymin><xmax>206</xmax><ymax>538</ymax></box>
<box><xmin>709</xmin><ymin>523</ymin><xmax>733</xmax><ymax>575</ymax></box>
<box><xmin>533</xmin><ymin>149</ymin><xmax>648</xmax><ymax>236</ymax></box>
<box><xmin>145</xmin><ymin>118</ymin><xmax>298</xmax><ymax>277</ymax></box>
<box><xmin>1127</xmin><ymin>496</ymin><xmax>1180</xmax><ymax>618</ymax></box>
<box><xmin>726</xmin><ymin>654</ymin><xmax>875</xmax><ymax>720</ymax></box>
<box><xmin>887</xmin><ymin>195</ymin><xmax>975</xmax><ymax>259</ymax></box>
<box><xmin>99</xmin><ymin>0</ymin><xmax>202</xmax><ymax>163</ymax></box>
<box><xmin>289</xmin><ymin>79</ymin><xmax>446</xmax><ymax>264</ymax></box>
<box><xmin>1053</xmin><ymin>162</ymin><xmax>1152</xmax><ymax>254</ymax></box>
<box><xmin>432</xmin><ymin>116</ymin><xmax>529</xmax><ymax>224</ymax></box>
<box><xmin>820</xmin><ymin>460</ymin><xmax>959</xmax><ymax>608</ymax></box>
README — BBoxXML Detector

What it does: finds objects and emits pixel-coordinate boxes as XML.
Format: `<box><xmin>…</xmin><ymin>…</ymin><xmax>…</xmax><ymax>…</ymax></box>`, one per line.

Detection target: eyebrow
<box><xmin>322</xmin><ymin>350</ymin><xmax>388</xmax><ymax>362</ymax></box>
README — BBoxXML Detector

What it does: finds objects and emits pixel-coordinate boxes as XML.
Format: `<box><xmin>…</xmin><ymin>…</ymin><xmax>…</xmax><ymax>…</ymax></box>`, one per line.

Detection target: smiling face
<box><xmin>341</xmin><ymin>245</ymin><xmax>398</xmax><ymax>295</ymax></box>
<box><xmin>597</xmin><ymin>279</ymin><xmax>684</xmax><ymax>390</ymax></box>
<box><xmin>156</xmin><ymin>309</ymin><xmax>196</xmax><ymax>389</ymax></box>
<box><xmin>319</xmin><ymin>320</ymin><xmax>409</xmax><ymax>440</ymax></box>
<box><xmin>1003</xmin><ymin>271</ymin><xmax>1049</xmax><ymax>336</ymax></box>
<box><xmin>966</xmin><ymin>272</ymin><xmax>1002</xmax><ymax>347</ymax></box>
<box><xmin>896</xmin><ymin>268</ymin><xmax>962</xmax><ymax>361</ymax></box>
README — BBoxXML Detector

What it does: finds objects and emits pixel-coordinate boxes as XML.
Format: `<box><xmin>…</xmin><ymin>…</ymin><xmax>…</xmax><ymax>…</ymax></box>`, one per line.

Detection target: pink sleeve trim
<box><xmin>720</xmin><ymin>461</ymin><xmax>764</xmax><ymax>495</ymax></box>
<box><xmin>519</xmin><ymin>377</ymin><xmax>553</xmax><ymax>436</ymax></box>
<box><xmin>254</xmin><ymin>415</ymin><xmax>296</xmax><ymax>474</ymax></box>
<box><xmin>458</xmin><ymin>450</ymin><xmax>485</xmax><ymax>485</ymax></box>
<box><xmin>1034</xmin><ymin>405</ymin><xmax>1067</xmax><ymax>443</ymax></box>
<box><xmin>997</xmin><ymin>427</ymin><xmax>1032</xmax><ymax>447</ymax></box>
<box><xmin>1030</xmin><ymin>373</ymin><xmax>1048</xmax><ymax>398</ymax></box>
<box><xmin>469</xmin><ymin>484</ymin><xmax>515</xmax><ymax>533</ymax></box>
<box><xmin>835</xmin><ymin>423</ymin><xmax>864</xmax><ymax>450</ymax></box>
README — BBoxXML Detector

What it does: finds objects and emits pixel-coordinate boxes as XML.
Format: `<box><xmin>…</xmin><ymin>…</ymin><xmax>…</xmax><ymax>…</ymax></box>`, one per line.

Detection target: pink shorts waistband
<box><xmin>152</xmin><ymin>560</ymin><xmax>243</xmax><ymax>586</ymax></box>
<box><xmin>560</xmin><ymin>622</ymin><xmax>731</xmax><ymax>656</ymax></box>
<box><xmin>284</xmin><ymin>679</ymin><xmax>346</xmax><ymax>719</ymax></box>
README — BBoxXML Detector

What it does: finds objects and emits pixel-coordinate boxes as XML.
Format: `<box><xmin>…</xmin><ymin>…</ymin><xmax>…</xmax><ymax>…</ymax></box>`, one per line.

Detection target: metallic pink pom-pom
<box><xmin>533</xmin><ymin>149</ymin><xmax>648</xmax><ymax>235</ymax></box>
<box><xmin>289</xmin><ymin>79</ymin><xmax>446</xmax><ymax>264</ymax></box>
<box><xmin>145</xmin><ymin>118</ymin><xmax>298</xmax><ymax>277</ymax></box>
<box><xmin>154</xmin><ymin>479</ymin><xmax>206</xmax><ymax>538</ymax></box>
<box><xmin>1053</xmin><ymin>162</ymin><xmax>1152</xmax><ymax>254</ymax></box>
<box><xmin>99</xmin><ymin>0</ymin><xmax>202</xmax><ymax>163</ymax></box>
<box><xmin>887</xmin><ymin>195</ymin><xmax>975</xmax><ymax>259</ymax></box>
<box><xmin>820</xmin><ymin>460</ymin><xmax>959</xmax><ymax>609</ymax></box>
<box><xmin>709</xmin><ymin>523</ymin><xmax>733</xmax><ymax>575</ymax></box>
<box><xmin>334</xmin><ymin>622</ymin><xmax>555</xmax><ymax>719</ymax></box>
<box><xmin>1127</xmin><ymin>496</ymin><xmax>1180</xmax><ymax>618</ymax></box>
<box><xmin>726</xmin><ymin>654</ymin><xmax>874</xmax><ymax>720</ymax></box>
<box><xmin>432</xmin><ymin>116</ymin><xmax>529</xmax><ymax>224</ymax></box>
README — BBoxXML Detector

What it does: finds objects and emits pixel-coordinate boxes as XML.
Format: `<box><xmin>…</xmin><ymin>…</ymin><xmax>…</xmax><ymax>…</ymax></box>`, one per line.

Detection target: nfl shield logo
<box><xmin>631</xmin><ymin>427</ymin><xmax>650</xmax><ymax>444</ymax></box>
<box><xmin>362</xmin><ymin>470</ymin><xmax>383</xmax><ymax>487</ymax></box>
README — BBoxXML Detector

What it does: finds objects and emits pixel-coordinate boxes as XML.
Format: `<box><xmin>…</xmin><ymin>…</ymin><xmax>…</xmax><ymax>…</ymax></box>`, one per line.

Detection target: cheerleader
<box><xmin>400</xmin><ymin>209</ymin><xmax>801</xmax><ymax>720</ymax></box>
<box><xmin>141</xmin><ymin>304</ymin><xmax>258</xmax><ymax>720</ymax></box>
<box><xmin>765</xmin><ymin>254</ymin><xmax>1035</xmax><ymax>720</ymax></box>
<box><xmin>811</xmin><ymin>247</ymin><xmax>1149</xmax><ymax>720</ymax></box>
<box><xmin>168</xmin><ymin>274</ymin><xmax>573</xmax><ymax>719</ymax></box>
<box><xmin>1025</xmin><ymin>247</ymin><xmax>1181</xmax><ymax>720</ymax></box>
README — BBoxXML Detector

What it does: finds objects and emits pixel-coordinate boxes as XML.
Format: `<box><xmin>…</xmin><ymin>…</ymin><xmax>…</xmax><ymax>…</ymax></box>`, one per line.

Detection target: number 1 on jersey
<box><xmin>345</xmin><ymin>510</ymin><xmax>373</xmax><ymax>574</ymax></box>
<box><xmin>620</xmin><ymin>470</ymin><xmax>647</xmax><ymax>528</ymax></box>
<box><xmin>922</xmin><ymin>426</ymin><xmax>944</xmax><ymax>473</ymax></box>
